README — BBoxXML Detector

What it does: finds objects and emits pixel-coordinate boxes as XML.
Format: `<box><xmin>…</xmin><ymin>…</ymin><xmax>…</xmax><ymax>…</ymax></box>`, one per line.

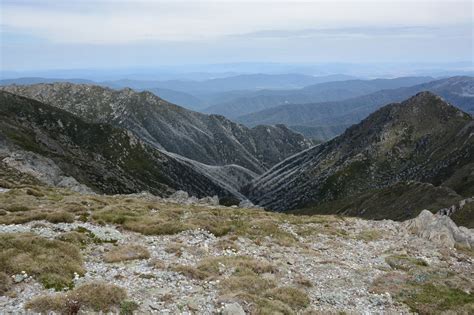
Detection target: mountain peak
<box><xmin>244</xmin><ymin>92</ymin><xmax>473</xmax><ymax>212</ymax></box>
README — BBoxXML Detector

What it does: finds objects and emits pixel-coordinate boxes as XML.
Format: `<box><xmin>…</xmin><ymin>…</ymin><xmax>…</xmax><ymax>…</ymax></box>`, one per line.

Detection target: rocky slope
<box><xmin>0</xmin><ymin>183</ymin><xmax>472</xmax><ymax>314</ymax></box>
<box><xmin>244</xmin><ymin>92</ymin><xmax>474</xmax><ymax>222</ymax></box>
<box><xmin>237</xmin><ymin>76</ymin><xmax>474</xmax><ymax>139</ymax></box>
<box><xmin>0</xmin><ymin>83</ymin><xmax>312</xmax><ymax>174</ymax></box>
<box><xmin>0</xmin><ymin>91</ymin><xmax>248</xmax><ymax>198</ymax></box>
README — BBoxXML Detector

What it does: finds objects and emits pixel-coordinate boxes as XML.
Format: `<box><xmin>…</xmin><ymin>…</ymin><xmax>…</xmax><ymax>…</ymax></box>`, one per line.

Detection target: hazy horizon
<box><xmin>1</xmin><ymin>0</ymin><xmax>473</xmax><ymax>75</ymax></box>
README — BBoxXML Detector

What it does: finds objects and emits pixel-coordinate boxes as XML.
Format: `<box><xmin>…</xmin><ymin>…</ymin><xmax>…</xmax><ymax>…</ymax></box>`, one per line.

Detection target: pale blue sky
<box><xmin>1</xmin><ymin>0</ymin><xmax>473</xmax><ymax>71</ymax></box>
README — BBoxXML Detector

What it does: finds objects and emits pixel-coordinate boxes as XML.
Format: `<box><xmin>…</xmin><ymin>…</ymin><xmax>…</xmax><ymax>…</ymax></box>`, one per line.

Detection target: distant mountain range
<box><xmin>237</xmin><ymin>76</ymin><xmax>474</xmax><ymax>140</ymax></box>
<box><xmin>203</xmin><ymin>76</ymin><xmax>434</xmax><ymax>117</ymax></box>
<box><xmin>1</xmin><ymin>74</ymin><xmax>357</xmax><ymax>111</ymax></box>
<box><xmin>1</xmin><ymin>81</ymin><xmax>473</xmax><ymax>226</ymax></box>
<box><xmin>243</xmin><ymin>92</ymin><xmax>473</xmax><ymax>223</ymax></box>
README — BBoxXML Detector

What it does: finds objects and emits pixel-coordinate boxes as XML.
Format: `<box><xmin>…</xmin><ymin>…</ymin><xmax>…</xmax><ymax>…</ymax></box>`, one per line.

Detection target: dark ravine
<box><xmin>0</xmin><ymin>83</ymin><xmax>312</xmax><ymax>174</ymax></box>
<box><xmin>243</xmin><ymin>92</ymin><xmax>474</xmax><ymax>222</ymax></box>
<box><xmin>0</xmin><ymin>91</ymin><xmax>246</xmax><ymax>198</ymax></box>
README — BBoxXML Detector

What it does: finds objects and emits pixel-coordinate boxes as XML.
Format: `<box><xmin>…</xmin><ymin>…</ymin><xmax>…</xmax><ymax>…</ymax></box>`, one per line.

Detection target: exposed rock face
<box><xmin>404</xmin><ymin>210</ymin><xmax>474</xmax><ymax>248</ymax></box>
<box><xmin>244</xmin><ymin>92</ymin><xmax>474</xmax><ymax>215</ymax></box>
<box><xmin>0</xmin><ymin>83</ymin><xmax>312</xmax><ymax>174</ymax></box>
<box><xmin>0</xmin><ymin>91</ymin><xmax>244</xmax><ymax>198</ymax></box>
<box><xmin>1</xmin><ymin>150</ymin><xmax>94</xmax><ymax>194</ymax></box>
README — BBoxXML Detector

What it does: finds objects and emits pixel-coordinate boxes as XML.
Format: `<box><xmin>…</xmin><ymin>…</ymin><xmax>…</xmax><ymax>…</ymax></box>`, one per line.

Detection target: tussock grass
<box><xmin>371</xmin><ymin>272</ymin><xmax>474</xmax><ymax>314</ymax></box>
<box><xmin>264</xmin><ymin>286</ymin><xmax>311</xmax><ymax>310</ymax></box>
<box><xmin>0</xmin><ymin>209</ymin><xmax>75</xmax><ymax>225</ymax></box>
<box><xmin>385</xmin><ymin>255</ymin><xmax>428</xmax><ymax>271</ymax></box>
<box><xmin>170</xmin><ymin>265</ymin><xmax>211</xmax><ymax>280</ymax></box>
<box><xmin>25</xmin><ymin>282</ymin><xmax>128</xmax><ymax>313</ymax></box>
<box><xmin>103</xmin><ymin>244</ymin><xmax>150</xmax><ymax>263</ymax></box>
<box><xmin>0</xmin><ymin>272</ymin><xmax>12</xmax><ymax>295</ymax></box>
<box><xmin>0</xmin><ymin>186</ymin><xmax>338</xmax><ymax>247</ymax></box>
<box><xmin>356</xmin><ymin>229</ymin><xmax>383</xmax><ymax>242</ymax></box>
<box><xmin>0</xmin><ymin>233</ymin><xmax>84</xmax><ymax>290</ymax></box>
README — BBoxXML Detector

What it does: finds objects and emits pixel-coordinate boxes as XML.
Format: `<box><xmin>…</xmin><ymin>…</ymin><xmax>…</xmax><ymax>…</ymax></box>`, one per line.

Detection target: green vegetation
<box><xmin>0</xmin><ymin>233</ymin><xmax>84</xmax><ymax>290</ymax></box>
<box><xmin>294</xmin><ymin>181</ymin><xmax>463</xmax><ymax>223</ymax></box>
<box><xmin>372</xmin><ymin>252</ymin><xmax>474</xmax><ymax>314</ymax></box>
<box><xmin>371</xmin><ymin>272</ymin><xmax>474</xmax><ymax>314</ymax></box>
<box><xmin>385</xmin><ymin>255</ymin><xmax>428</xmax><ymax>271</ymax></box>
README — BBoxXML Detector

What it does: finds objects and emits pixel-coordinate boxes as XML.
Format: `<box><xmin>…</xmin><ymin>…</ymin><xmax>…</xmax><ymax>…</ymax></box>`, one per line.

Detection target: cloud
<box><xmin>1</xmin><ymin>0</ymin><xmax>472</xmax><ymax>44</ymax></box>
<box><xmin>230</xmin><ymin>25</ymin><xmax>472</xmax><ymax>40</ymax></box>
<box><xmin>1</xmin><ymin>0</ymin><xmax>472</xmax><ymax>70</ymax></box>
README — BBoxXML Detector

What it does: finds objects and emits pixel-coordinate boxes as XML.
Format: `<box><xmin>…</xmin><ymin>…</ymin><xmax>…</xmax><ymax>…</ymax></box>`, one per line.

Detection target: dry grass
<box><xmin>25</xmin><ymin>281</ymin><xmax>128</xmax><ymax>313</ymax></box>
<box><xmin>0</xmin><ymin>272</ymin><xmax>12</xmax><ymax>295</ymax></box>
<box><xmin>355</xmin><ymin>229</ymin><xmax>383</xmax><ymax>242</ymax></box>
<box><xmin>56</xmin><ymin>231</ymin><xmax>89</xmax><ymax>246</ymax></box>
<box><xmin>221</xmin><ymin>275</ymin><xmax>277</xmax><ymax>295</ymax></box>
<box><xmin>164</xmin><ymin>242</ymin><xmax>186</xmax><ymax>256</ymax></box>
<box><xmin>385</xmin><ymin>254</ymin><xmax>428</xmax><ymax>271</ymax></box>
<box><xmin>198</xmin><ymin>256</ymin><xmax>277</xmax><ymax>277</ymax></box>
<box><xmin>103</xmin><ymin>244</ymin><xmax>150</xmax><ymax>263</ymax></box>
<box><xmin>294</xmin><ymin>275</ymin><xmax>313</xmax><ymax>288</ymax></box>
<box><xmin>264</xmin><ymin>286</ymin><xmax>311</xmax><ymax>310</ymax></box>
<box><xmin>0</xmin><ymin>186</ymin><xmax>341</xmax><ymax>248</ymax></box>
<box><xmin>371</xmin><ymin>271</ymin><xmax>474</xmax><ymax>314</ymax></box>
<box><xmin>0</xmin><ymin>233</ymin><xmax>84</xmax><ymax>290</ymax></box>
<box><xmin>148</xmin><ymin>258</ymin><xmax>166</xmax><ymax>270</ymax></box>
<box><xmin>170</xmin><ymin>265</ymin><xmax>211</xmax><ymax>280</ymax></box>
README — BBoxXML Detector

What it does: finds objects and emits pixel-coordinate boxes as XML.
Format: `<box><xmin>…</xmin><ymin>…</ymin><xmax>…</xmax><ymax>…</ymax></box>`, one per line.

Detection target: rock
<box><xmin>238</xmin><ymin>199</ymin><xmax>255</xmax><ymax>208</ymax></box>
<box><xmin>169</xmin><ymin>190</ymin><xmax>189</xmax><ymax>202</ymax></box>
<box><xmin>404</xmin><ymin>210</ymin><xmax>474</xmax><ymax>248</ymax></box>
<box><xmin>221</xmin><ymin>302</ymin><xmax>246</xmax><ymax>315</ymax></box>
<box><xmin>199</xmin><ymin>195</ymin><xmax>220</xmax><ymax>206</ymax></box>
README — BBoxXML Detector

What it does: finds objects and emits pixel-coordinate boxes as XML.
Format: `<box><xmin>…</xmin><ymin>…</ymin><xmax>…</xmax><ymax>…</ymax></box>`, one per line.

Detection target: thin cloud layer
<box><xmin>1</xmin><ymin>0</ymin><xmax>472</xmax><ymax>70</ymax></box>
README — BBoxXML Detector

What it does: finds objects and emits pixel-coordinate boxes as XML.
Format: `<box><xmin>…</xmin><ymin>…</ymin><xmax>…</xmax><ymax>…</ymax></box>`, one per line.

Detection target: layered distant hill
<box><xmin>1</xmin><ymin>74</ymin><xmax>357</xmax><ymax>111</ymax></box>
<box><xmin>101</xmin><ymin>73</ymin><xmax>356</xmax><ymax>93</ymax></box>
<box><xmin>1</xmin><ymin>83</ymin><xmax>311</xmax><ymax>174</ymax></box>
<box><xmin>203</xmin><ymin>76</ymin><xmax>434</xmax><ymax>118</ymax></box>
<box><xmin>243</xmin><ymin>92</ymin><xmax>474</xmax><ymax>222</ymax></box>
<box><xmin>237</xmin><ymin>76</ymin><xmax>474</xmax><ymax>140</ymax></box>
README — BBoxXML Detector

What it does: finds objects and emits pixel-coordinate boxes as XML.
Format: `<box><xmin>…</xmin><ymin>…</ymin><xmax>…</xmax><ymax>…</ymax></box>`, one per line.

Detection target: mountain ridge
<box><xmin>0</xmin><ymin>91</ymin><xmax>249</xmax><ymax>198</ymax></box>
<box><xmin>243</xmin><ymin>92</ymin><xmax>474</xmax><ymax>218</ymax></box>
<box><xmin>237</xmin><ymin>76</ymin><xmax>474</xmax><ymax>139</ymax></box>
<box><xmin>0</xmin><ymin>83</ymin><xmax>312</xmax><ymax>174</ymax></box>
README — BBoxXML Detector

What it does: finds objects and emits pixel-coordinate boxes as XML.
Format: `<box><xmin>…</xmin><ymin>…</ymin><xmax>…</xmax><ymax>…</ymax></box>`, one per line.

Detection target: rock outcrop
<box><xmin>404</xmin><ymin>210</ymin><xmax>474</xmax><ymax>248</ymax></box>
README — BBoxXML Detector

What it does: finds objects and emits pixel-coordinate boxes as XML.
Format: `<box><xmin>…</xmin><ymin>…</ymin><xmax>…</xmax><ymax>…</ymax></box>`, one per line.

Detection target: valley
<box><xmin>0</xmin><ymin>75</ymin><xmax>473</xmax><ymax>314</ymax></box>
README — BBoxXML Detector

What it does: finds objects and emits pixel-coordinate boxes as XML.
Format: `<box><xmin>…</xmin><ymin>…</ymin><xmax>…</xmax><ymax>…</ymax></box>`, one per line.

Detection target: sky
<box><xmin>0</xmin><ymin>0</ymin><xmax>473</xmax><ymax>72</ymax></box>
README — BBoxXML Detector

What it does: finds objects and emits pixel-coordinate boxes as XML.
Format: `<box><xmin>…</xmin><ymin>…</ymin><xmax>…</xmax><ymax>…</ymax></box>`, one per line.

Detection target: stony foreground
<box><xmin>0</xmin><ymin>186</ymin><xmax>473</xmax><ymax>314</ymax></box>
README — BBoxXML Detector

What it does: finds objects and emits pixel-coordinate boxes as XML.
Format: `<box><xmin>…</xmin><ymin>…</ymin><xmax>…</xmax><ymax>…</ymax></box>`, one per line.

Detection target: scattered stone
<box><xmin>221</xmin><ymin>302</ymin><xmax>246</xmax><ymax>315</ymax></box>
